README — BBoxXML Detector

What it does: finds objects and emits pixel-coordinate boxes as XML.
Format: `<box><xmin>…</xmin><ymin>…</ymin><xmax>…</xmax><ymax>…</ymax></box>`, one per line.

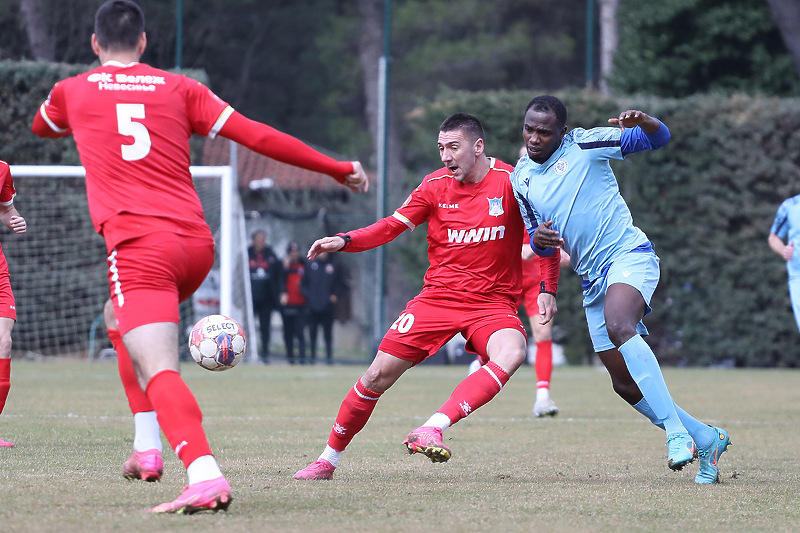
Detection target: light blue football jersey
<box><xmin>511</xmin><ymin>124</ymin><xmax>668</xmax><ymax>282</ymax></box>
<box><xmin>770</xmin><ymin>194</ymin><xmax>800</xmax><ymax>279</ymax></box>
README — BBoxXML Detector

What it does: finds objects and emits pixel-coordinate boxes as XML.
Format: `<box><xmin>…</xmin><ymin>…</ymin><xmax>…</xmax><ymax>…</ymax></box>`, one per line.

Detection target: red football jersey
<box><xmin>35</xmin><ymin>61</ymin><xmax>231</xmax><ymax>240</ymax></box>
<box><xmin>0</xmin><ymin>161</ymin><xmax>17</xmax><ymax>272</ymax></box>
<box><xmin>0</xmin><ymin>161</ymin><xmax>17</xmax><ymax>207</ymax></box>
<box><xmin>521</xmin><ymin>234</ymin><xmax>542</xmax><ymax>288</ymax></box>
<box><xmin>393</xmin><ymin>158</ymin><xmax>524</xmax><ymax>304</ymax></box>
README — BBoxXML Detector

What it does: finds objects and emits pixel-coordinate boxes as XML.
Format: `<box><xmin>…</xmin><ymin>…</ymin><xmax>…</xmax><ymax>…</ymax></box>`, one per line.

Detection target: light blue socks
<box><xmin>632</xmin><ymin>397</ymin><xmax>716</xmax><ymax>449</ymax></box>
<box><xmin>618</xmin><ymin>335</ymin><xmax>685</xmax><ymax>436</ymax></box>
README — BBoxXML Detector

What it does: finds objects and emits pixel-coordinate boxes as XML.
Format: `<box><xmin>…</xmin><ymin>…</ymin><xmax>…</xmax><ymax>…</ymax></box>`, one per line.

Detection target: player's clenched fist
<box><xmin>7</xmin><ymin>216</ymin><xmax>25</xmax><ymax>234</ymax></box>
<box><xmin>308</xmin><ymin>236</ymin><xmax>346</xmax><ymax>260</ymax></box>
<box><xmin>343</xmin><ymin>161</ymin><xmax>369</xmax><ymax>194</ymax></box>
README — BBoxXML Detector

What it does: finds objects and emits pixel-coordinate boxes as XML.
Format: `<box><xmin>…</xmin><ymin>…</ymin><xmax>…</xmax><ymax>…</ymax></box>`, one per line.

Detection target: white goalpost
<box><xmin>7</xmin><ymin>164</ymin><xmax>257</xmax><ymax>363</ymax></box>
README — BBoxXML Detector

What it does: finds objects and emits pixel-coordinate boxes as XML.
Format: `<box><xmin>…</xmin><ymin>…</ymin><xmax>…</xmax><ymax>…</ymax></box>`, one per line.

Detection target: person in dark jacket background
<box><xmin>249</xmin><ymin>230</ymin><xmax>282</xmax><ymax>363</ymax></box>
<box><xmin>302</xmin><ymin>251</ymin><xmax>345</xmax><ymax>364</ymax></box>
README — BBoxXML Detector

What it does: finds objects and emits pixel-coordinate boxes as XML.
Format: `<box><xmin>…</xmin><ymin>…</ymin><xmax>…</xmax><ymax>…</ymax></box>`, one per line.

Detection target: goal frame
<box><xmin>9</xmin><ymin>164</ymin><xmax>258</xmax><ymax>363</ymax></box>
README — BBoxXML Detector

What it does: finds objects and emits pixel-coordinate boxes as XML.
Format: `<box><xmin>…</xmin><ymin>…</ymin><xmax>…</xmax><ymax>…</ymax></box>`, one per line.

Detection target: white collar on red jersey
<box><xmin>102</xmin><ymin>60</ymin><xmax>140</xmax><ymax>68</ymax></box>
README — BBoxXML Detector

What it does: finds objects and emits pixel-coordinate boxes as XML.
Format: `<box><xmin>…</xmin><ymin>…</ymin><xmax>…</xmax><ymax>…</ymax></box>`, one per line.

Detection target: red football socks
<box><xmin>145</xmin><ymin>370</ymin><xmax>212</xmax><ymax>468</ymax></box>
<box><xmin>108</xmin><ymin>328</ymin><xmax>154</xmax><ymax>414</ymax></box>
<box><xmin>0</xmin><ymin>358</ymin><xmax>10</xmax><ymax>414</ymax></box>
<box><xmin>438</xmin><ymin>361</ymin><xmax>510</xmax><ymax>424</ymax></box>
<box><xmin>535</xmin><ymin>340</ymin><xmax>553</xmax><ymax>389</ymax></box>
<box><xmin>327</xmin><ymin>377</ymin><xmax>383</xmax><ymax>452</ymax></box>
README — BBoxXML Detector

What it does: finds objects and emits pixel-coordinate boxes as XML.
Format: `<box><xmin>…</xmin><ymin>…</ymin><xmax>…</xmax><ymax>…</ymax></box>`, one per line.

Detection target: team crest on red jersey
<box><xmin>488</xmin><ymin>197</ymin><xmax>504</xmax><ymax>217</ymax></box>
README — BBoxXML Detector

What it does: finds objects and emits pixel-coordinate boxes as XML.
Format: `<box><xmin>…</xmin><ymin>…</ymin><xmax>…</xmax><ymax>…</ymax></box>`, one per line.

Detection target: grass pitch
<box><xmin>1</xmin><ymin>360</ymin><xmax>799</xmax><ymax>532</ymax></box>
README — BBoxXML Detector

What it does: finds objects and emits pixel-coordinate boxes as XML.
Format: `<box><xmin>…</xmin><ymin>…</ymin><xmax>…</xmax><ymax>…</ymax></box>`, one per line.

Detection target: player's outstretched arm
<box><xmin>308</xmin><ymin>236</ymin><xmax>347</xmax><ymax>260</ymax></box>
<box><xmin>218</xmin><ymin>111</ymin><xmax>368</xmax><ymax>192</ymax></box>
<box><xmin>608</xmin><ymin>109</ymin><xmax>661</xmax><ymax>134</ymax></box>
<box><xmin>343</xmin><ymin>162</ymin><xmax>369</xmax><ymax>194</ymax></box>
<box><xmin>309</xmin><ymin>216</ymin><xmax>408</xmax><ymax>259</ymax></box>
<box><xmin>0</xmin><ymin>205</ymin><xmax>26</xmax><ymax>234</ymax></box>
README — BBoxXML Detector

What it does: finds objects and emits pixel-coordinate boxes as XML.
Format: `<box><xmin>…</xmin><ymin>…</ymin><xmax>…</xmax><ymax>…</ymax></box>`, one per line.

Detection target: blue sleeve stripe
<box><xmin>516</xmin><ymin>192</ymin><xmax>537</xmax><ymax>227</ymax></box>
<box><xmin>577</xmin><ymin>140</ymin><xmax>620</xmax><ymax>150</ymax></box>
<box><xmin>772</xmin><ymin>218</ymin><xmax>787</xmax><ymax>235</ymax></box>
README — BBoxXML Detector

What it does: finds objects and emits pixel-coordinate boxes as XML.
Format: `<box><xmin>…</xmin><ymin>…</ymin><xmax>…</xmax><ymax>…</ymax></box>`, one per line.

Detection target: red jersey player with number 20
<box><xmin>294</xmin><ymin>113</ymin><xmax>561</xmax><ymax>481</ymax></box>
<box><xmin>32</xmin><ymin>0</ymin><xmax>367</xmax><ymax>514</ymax></box>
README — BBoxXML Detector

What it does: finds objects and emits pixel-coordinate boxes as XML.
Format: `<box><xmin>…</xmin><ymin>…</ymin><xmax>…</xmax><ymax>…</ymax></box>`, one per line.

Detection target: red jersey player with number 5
<box><xmin>294</xmin><ymin>113</ymin><xmax>561</xmax><ymax>481</ymax></box>
<box><xmin>32</xmin><ymin>0</ymin><xmax>367</xmax><ymax>514</ymax></box>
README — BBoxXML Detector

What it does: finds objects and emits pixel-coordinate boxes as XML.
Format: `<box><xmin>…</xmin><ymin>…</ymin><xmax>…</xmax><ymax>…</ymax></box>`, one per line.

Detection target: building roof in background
<box><xmin>201</xmin><ymin>136</ymin><xmax>373</xmax><ymax>192</ymax></box>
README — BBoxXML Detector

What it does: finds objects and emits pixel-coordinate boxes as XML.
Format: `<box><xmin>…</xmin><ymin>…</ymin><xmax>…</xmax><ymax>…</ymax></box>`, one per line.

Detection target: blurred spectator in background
<box><xmin>769</xmin><ymin>194</ymin><xmax>800</xmax><ymax>332</ymax></box>
<box><xmin>248</xmin><ymin>230</ymin><xmax>282</xmax><ymax>363</ymax></box>
<box><xmin>281</xmin><ymin>242</ymin><xmax>307</xmax><ymax>364</ymax></box>
<box><xmin>302</xmin><ymin>251</ymin><xmax>345</xmax><ymax>365</ymax></box>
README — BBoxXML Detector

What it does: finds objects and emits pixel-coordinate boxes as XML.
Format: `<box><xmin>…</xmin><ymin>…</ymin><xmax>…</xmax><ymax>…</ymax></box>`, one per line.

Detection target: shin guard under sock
<box><xmin>145</xmin><ymin>370</ymin><xmax>212</xmax><ymax>468</ymax></box>
<box><xmin>326</xmin><ymin>377</ymin><xmax>383</xmax><ymax>452</ymax></box>
<box><xmin>619</xmin><ymin>335</ymin><xmax>685</xmax><ymax>435</ymax></box>
<box><xmin>0</xmin><ymin>358</ymin><xmax>9</xmax><ymax>414</ymax></box>
<box><xmin>438</xmin><ymin>361</ymin><xmax>509</xmax><ymax>425</ymax></box>
<box><xmin>534</xmin><ymin>340</ymin><xmax>553</xmax><ymax>389</ymax></box>
<box><xmin>109</xmin><ymin>328</ymin><xmax>154</xmax><ymax>414</ymax></box>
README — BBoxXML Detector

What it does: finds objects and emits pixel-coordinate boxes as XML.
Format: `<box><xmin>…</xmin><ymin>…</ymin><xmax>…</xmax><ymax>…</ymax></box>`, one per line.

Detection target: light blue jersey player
<box><xmin>511</xmin><ymin>95</ymin><xmax>730</xmax><ymax>484</ymax></box>
<box><xmin>768</xmin><ymin>195</ymin><xmax>800</xmax><ymax>331</ymax></box>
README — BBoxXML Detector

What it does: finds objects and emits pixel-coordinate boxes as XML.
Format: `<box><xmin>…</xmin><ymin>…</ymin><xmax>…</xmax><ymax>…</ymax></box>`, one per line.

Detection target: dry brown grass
<box><xmin>1</xmin><ymin>360</ymin><xmax>798</xmax><ymax>532</ymax></box>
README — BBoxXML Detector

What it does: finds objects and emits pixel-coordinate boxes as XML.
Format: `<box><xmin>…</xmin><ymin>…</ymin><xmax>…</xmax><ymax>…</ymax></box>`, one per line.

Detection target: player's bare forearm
<box><xmin>608</xmin><ymin>110</ymin><xmax>660</xmax><ymax>134</ymax></box>
<box><xmin>768</xmin><ymin>233</ymin><xmax>793</xmax><ymax>261</ymax></box>
<box><xmin>308</xmin><ymin>236</ymin><xmax>345</xmax><ymax>260</ymax></box>
<box><xmin>0</xmin><ymin>205</ymin><xmax>25</xmax><ymax>234</ymax></box>
<box><xmin>537</xmin><ymin>293</ymin><xmax>557</xmax><ymax>325</ymax></box>
<box><xmin>532</xmin><ymin>221</ymin><xmax>563</xmax><ymax>249</ymax></box>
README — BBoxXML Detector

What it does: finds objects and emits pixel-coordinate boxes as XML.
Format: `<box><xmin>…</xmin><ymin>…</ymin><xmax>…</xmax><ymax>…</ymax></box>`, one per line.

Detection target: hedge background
<box><xmin>2</xmin><ymin>61</ymin><xmax>799</xmax><ymax>366</ymax></box>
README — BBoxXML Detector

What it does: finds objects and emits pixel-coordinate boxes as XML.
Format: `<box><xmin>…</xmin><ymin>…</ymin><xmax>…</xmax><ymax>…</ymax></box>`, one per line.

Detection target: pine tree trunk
<box><xmin>19</xmin><ymin>0</ymin><xmax>55</xmax><ymax>61</ymax></box>
<box><xmin>598</xmin><ymin>0</ymin><xmax>619</xmax><ymax>96</ymax></box>
<box><xmin>766</xmin><ymin>0</ymin><xmax>800</xmax><ymax>84</ymax></box>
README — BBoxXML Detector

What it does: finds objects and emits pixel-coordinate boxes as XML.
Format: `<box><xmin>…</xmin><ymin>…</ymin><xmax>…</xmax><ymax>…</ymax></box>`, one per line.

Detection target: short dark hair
<box><xmin>439</xmin><ymin>113</ymin><xmax>485</xmax><ymax>144</ymax></box>
<box><xmin>525</xmin><ymin>95</ymin><xmax>567</xmax><ymax>130</ymax></box>
<box><xmin>95</xmin><ymin>0</ymin><xmax>145</xmax><ymax>51</ymax></box>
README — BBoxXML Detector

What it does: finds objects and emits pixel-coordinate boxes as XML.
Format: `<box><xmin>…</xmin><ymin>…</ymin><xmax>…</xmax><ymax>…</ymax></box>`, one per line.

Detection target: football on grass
<box><xmin>189</xmin><ymin>314</ymin><xmax>246</xmax><ymax>371</ymax></box>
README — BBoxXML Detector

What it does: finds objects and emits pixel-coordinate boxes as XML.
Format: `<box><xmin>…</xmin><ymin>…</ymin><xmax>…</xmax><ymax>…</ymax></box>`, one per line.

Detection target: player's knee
<box><xmin>361</xmin><ymin>366</ymin><xmax>395</xmax><ymax>393</ymax></box>
<box><xmin>606</xmin><ymin>321</ymin><xmax>636</xmax><ymax>348</ymax></box>
<box><xmin>0</xmin><ymin>333</ymin><xmax>12</xmax><ymax>358</ymax></box>
<box><xmin>490</xmin><ymin>345</ymin><xmax>526</xmax><ymax>373</ymax></box>
<box><xmin>511</xmin><ymin>345</ymin><xmax>527</xmax><ymax>366</ymax></box>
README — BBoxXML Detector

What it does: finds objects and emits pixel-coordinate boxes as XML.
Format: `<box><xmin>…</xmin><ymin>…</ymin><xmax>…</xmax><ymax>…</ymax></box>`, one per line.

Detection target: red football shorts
<box><xmin>520</xmin><ymin>256</ymin><xmax>542</xmax><ymax>316</ymax></box>
<box><xmin>0</xmin><ymin>271</ymin><xmax>16</xmax><ymax>321</ymax></box>
<box><xmin>379</xmin><ymin>288</ymin><xmax>525</xmax><ymax>365</ymax></box>
<box><xmin>107</xmin><ymin>230</ymin><xmax>214</xmax><ymax>335</ymax></box>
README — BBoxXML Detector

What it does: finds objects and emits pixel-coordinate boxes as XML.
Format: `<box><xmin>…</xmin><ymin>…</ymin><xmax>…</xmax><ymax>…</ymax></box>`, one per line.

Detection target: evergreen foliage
<box><xmin>612</xmin><ymin>0</ymin><xmax>799</xmax><ymax>96</ymax></box>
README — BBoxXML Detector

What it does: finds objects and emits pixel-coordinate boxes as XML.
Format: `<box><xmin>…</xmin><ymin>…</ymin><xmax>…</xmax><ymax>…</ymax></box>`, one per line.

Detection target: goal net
<box><xmin>5</xmin><ymin>164</ymin><xmax>257</xmax><ymax>362</ymax></box>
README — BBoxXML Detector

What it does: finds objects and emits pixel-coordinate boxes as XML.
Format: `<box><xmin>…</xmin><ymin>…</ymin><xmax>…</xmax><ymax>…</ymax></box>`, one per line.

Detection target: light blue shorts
<box><xmin>582</xmin><ymin>248</ymin><xmax>660</xmax><ymax>352</ymax></box>
<box><xmin>788</xmin><ymin>277</ymin><xmax>800</xmax><ymax>332</ymax></box>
